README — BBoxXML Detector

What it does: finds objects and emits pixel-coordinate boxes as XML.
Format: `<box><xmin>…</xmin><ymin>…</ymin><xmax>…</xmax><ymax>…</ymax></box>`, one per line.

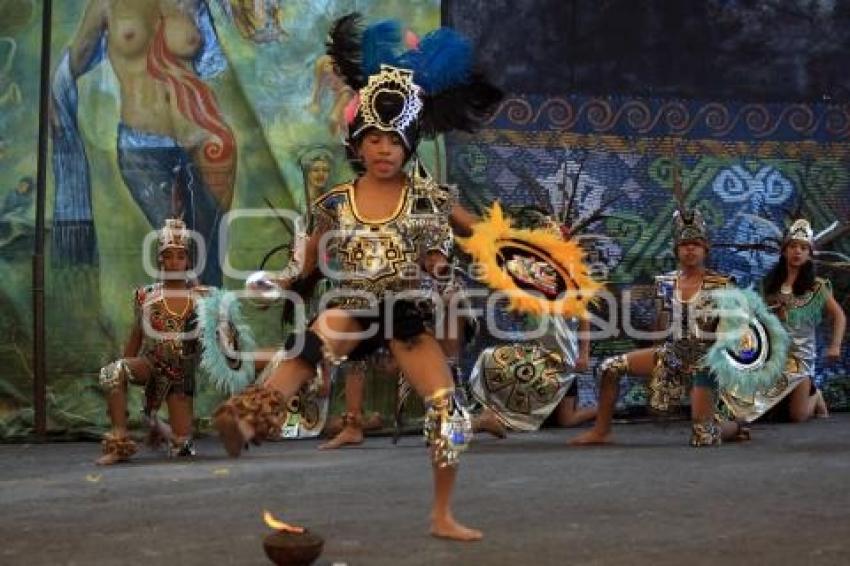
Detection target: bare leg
<box><xmin>104</xmin><ymin>358</ymin><xmax>151</xmax><ymax>436</ymax></box>
<box><xmin>97</xmin><ymin>358</ymin><xmax>151</xmax><ymax>465</ymax></box>
<box><xmin>554</xmin><ymin>396</ymin><xmax>598</xmax><ymax>427</ymax></box>
<box><xmin>473</xmin><ymin>407</ymin><xmax>507</xmax><ymax>439</ymax></box>
<box><xmin>159</xmin><ymin>393</ymin><xmax>194</xmax><ymax>456</ymax></box>
<box><xmin>689</xmin><ymin>385</ymin><xmax>715</xmax><ymax>424</ymax></box>
<box><xmin>814</xmin><ymin>388</ymin><xmax>829</xmax><ymax>419</ymax></box>
<box><xmin>786</xmin><ymin>378</ymin><xmax>821</xmax><ymax>423</ymax></box>
<box><xmin>214</xmin><ymin>309</ymin><xmax>363</xmax><ymax>456</ymax></box>
<box><xmin>389</xmin><ymin>334</ymin><xmax>482</xmax><ymax>542</ymax></box>
<box><xmin>320</xmin><ymin>364</ymin><xmax>366</xmax><ymax>449</ymax></box>
<box><xmin>166</xmin><ymin>393</ymin><xmax>194</xmax><ymax>438</ymax></box>
<box><xmin>570</xmin><ymin>348</ymin><xmax>655</xmax><ymax>445</ymax></box>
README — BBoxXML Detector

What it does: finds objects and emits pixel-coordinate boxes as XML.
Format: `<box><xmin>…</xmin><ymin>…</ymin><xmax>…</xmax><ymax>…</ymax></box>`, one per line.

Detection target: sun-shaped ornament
<box><xmin>458</xmin><ymin>203</ymin><xmax>602</xmax><ymax>317</ymax></box>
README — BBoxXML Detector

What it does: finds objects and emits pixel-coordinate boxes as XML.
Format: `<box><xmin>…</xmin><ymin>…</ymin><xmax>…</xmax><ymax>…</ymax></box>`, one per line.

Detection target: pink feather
<box><xmin>344</xmin><ymin>94</ymin><xmax>360</xmax><ymax>124</ymax></box>
<box><xmin>404</xmin><ymin>29</ymin><xmax>420</xmax><ymax>50</ymax></box>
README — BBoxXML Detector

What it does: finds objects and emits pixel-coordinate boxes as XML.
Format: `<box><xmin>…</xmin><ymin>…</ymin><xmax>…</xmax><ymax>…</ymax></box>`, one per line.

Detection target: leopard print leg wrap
<box><xmin>101</xmin><ymin>433</ymin><xmax>138</xmax><ymax>461</ymax></box>
<box><xmin>690</xmin><ymin>416</ymin><xmax>722</xmax><ymax>447</ymax></box>
<box><xmin>214</xmin><ymin>385</ymin><xmax>287</xmax><ymax>443</ymax></box>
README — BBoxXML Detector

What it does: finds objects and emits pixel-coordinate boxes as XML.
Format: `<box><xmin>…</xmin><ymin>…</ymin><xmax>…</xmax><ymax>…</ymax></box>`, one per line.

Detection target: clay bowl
<box><xmin>262</xmin><ymin>530</ymin><xmax>324</xmax><ymax>566</ymax></box>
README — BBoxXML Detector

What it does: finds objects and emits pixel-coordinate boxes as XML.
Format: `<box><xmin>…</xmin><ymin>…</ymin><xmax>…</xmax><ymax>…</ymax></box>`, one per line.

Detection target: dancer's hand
<box><xmin>825</xmin><ymin>344</ymin><xmax>841</xmax><ymax>362</ymax></box>
<box><xmin>245</xmin><ymin>271</ymin><xmax>288</xmax><ymax>309</ymax></box>
<box><xmin>575</xmin><ymin>353</ymin><xmax>589</xmax><ymax>372</ymax></box>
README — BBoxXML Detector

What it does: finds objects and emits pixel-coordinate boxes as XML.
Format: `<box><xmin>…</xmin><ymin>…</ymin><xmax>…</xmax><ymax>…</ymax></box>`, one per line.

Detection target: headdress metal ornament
<box><xmin>350</xmin><ymin>65</ymin><xmax>423</xmax><ymax>147</ymax></box>
<box><xmin>672</xmin><ymin>208</ymin><xmax>709</xmax><ymax>246</ymax></box>
<box><xmin>158</xmin><ymin>218</ymin><xmax>190</xmax><ymax>254</ymax></box>
<box><xmin>782</xmin><ymin>218</ymin><xmax>814</xmax><ymax>248</ymax></box>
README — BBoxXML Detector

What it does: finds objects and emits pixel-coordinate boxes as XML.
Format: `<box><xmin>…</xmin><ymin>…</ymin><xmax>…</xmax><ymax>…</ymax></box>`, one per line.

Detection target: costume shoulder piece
<box><xmin>311</xmin><ymin>183</ymin><xmax>351</xmax><ymax>229</ymax></box>
<box><xmin>134</xmin><ymin>283</ymin><xmax>161</xmax><ymax>305</ymax></box>
<box><xmin>814</xmin><ymin>276</ymin><xmax>832</xmax><ymax>295</ymax></box>
<box><xmin>654</xmin><ymin>272</ymin><xmax>677</xmax><ymax>299</ymax></box>
<box><xmin>409</xmin><ymin>163</ymin><xmax>456</xmax><ymax>217</ymax></box>
<box><xmin>703</xmin><ymin>270</ymin><xmax>735</xmax><ymax>290</ymax></box>
<box><xmin>434</xmin><ymin>183</ymin><xmax>459</xmax><ymax>215</ymax></box>
<box><xmin>190</xmin><ymin>285</ymin><xmax>214</xmax><ymax>298</ymax></box>
<box><xmin>133</xmin><ymin>283</ymin><xmax>160</xmax><ymax>323</ymax></box>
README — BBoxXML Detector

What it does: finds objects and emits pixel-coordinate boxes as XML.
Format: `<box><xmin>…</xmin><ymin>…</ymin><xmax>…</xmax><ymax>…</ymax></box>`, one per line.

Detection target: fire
<box><xmin>263</xmin><ymin>510</ymin><xmax>305</xmax><ymax>534</ymax></box>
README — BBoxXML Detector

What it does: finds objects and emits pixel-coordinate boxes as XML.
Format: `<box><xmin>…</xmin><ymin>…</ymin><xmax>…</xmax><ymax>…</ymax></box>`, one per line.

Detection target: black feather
<box><xmin>419</xmin><ymin>69</ymin><xmax>503</xmax><ymax>137</ymax></box>
<box><xmin>326</xmin><ymin>13</ymin><xmax>366</xmax><ymax>90</ymax></box>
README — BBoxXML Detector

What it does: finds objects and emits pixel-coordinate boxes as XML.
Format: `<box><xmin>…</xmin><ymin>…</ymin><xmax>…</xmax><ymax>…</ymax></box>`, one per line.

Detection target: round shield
<box><xmin>459</xmin><ymin>203</ymin><xmax>601</xmax><ymax>317</ymax></box>
<box><xmin>198</xmin><ymin>289</ymin><xmax>256</xmax><ymax>395</ymax></box>
<box><xmin>469</xmin><ymin>343</ymin><xmax>573</xmax><ymax>431</ymax></box>
<box><xmin>704</xmin><ymin>287</ymin><xmax>789</xmax><ymax>400</ymax></box>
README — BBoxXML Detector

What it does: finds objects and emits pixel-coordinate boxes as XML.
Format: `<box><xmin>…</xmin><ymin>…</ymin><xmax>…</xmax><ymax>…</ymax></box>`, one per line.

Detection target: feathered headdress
<box><xmin>158</xmin><ymin>218</ymin><xmax>190</xmax><ymax>254</ymax></box>
<box><xmin>670</xmin><ymin>161</ymin><xmax>709</xmax><ymax>246</ymax></box>
<box><xmin>326</xmin><ymin>13</ymin><xmax>502</xmax><ymax>150</ymax></box>
<box><xmin>782</xmin><ymin>218</ymin><xmax>814</xmax><ymax>249</ymax></box>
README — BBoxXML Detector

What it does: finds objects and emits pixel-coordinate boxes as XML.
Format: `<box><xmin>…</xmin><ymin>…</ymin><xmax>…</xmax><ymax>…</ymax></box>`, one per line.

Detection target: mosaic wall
<box><xmin>448</xmin><ymin>94</ymin><xmax>850</xmax><ymax>412</ymax></box>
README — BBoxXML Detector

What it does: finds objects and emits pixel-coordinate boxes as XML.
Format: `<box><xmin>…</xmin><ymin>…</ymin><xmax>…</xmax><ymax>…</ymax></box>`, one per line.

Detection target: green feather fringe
<box><xmin>703</xmin><ymin>287</ymin><xmax>790</xmax><ymax>398</ymax></box>
<box><xmin>198</xmin><ymin>289</ymin><xmax>256</xmax><ymax>395</ymax></box>
<box><xmin>785</xmin><ymin>278</ymin><xmax>830</xmax><ymax>328</ymax></box>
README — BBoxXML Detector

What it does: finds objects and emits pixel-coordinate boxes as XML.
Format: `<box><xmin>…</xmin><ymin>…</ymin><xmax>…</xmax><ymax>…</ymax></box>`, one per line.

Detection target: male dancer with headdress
<box><xmin>571</xmin><ymin>208</ymin><xmax>751</xmax><ymax>446</ymax></box>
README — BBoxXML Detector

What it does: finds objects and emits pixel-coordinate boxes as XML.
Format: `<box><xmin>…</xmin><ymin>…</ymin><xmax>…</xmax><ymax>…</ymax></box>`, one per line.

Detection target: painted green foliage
<box><xmin>0</xmin><ymin>0</ymin><xmax>440</xmax><ymax>438</ymax></box>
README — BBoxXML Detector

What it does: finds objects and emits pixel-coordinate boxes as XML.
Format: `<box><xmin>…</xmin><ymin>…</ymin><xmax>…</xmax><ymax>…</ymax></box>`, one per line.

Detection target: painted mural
<box><xmin>448</xmin><ymin>94</ymin><xmax>850</xmax><ymax>412</ymax></box>
<box><xmin>0</xmin><ymin>0</ymin><xmax>440</xmax><ymax>438</ymax></box>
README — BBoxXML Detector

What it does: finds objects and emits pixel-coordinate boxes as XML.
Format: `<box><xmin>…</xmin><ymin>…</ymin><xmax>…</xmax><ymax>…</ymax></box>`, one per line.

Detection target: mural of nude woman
<box><xmin>52</xmin><ymin>0</ymin><xmax>236</xmax><ymax>284</ymax></box>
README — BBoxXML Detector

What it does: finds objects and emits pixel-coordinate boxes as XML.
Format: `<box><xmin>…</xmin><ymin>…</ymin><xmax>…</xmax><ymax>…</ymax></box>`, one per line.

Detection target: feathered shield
<box><xmin>458</xmin><ymin>203</ymin><xmax>601</xmax><ymax>317</ymax></box>
<box><xmin>197</xmin><ymin>289</ymin><xmax>256</xmax><ymax>395</ymax></box>
<box><xmin>703</xmin><ymin>287</ymin><xmax>789</xmax><ymax>399</ymax></box>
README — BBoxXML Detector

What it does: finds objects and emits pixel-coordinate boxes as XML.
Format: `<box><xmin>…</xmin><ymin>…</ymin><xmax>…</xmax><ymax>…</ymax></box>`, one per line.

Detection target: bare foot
<box><xmin>430</xmin><ymin>514</ymin><xmax>483</xmax><ymax>542</ymax></box>
<box><xmin>732</xmin><ymin>424</ymin><xmax>752</xmax><ymax>442</ymax></box>
<box><xmin>473</xmin><ymin>410</ymin><xmax>507</xmax><ymax>439</ymax></box>
<box><xmin>569</xmin><ymin>429</ymin><xmax>612</xmax><ymax>446</ymax></box>
<box><xmin>319</xmin><ymin>426</ymin><xmax>364</xmax><ymax>450</ymax></box>
<box><xmin>363</xmin><ymin>412</ymin><xmax>384</xmax><ymax>431</ymax></box>
<box><xmin>814</xmin><ymin>390</ymin><xmax>830</xmax><ymax>419</ymax></box>
<box><xmin>323</xmin><ymin>415</ymin><xmax>343</xmax><ymax>438</ymax></box>
<box><xmin>95</xmin><ymin>452</ymin><xmax>123</xmax><ymax>466</ymax></box>
<box><xmin>213</xmin><ymin>407</ymin><xmax>253</xmax><ymax>458</ymax></box>
<box><xmin>96</xmin><ymin>435</ymin><xmax>137</xmax><ymax>465</ymax></box>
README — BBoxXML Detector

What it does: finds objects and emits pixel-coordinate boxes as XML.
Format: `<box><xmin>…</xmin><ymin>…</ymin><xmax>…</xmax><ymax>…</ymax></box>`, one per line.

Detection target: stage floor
<box><xmin>2</xmin><ymin>415</ymin><xmax>849</xmax><ymax>566</ymax></box>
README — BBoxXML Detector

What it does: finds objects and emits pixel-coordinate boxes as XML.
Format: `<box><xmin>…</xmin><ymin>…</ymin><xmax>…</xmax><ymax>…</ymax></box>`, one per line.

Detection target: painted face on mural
<box><xmin>783</xmin><ymin>240</ymin><xmax>811</xmax><ymax>269</ymax></box>
<box><xmin>358</xmin><ymin>130</ymin><xmax>405</xmax><ymax>180</ymax></box>
<box><xmin>307</xmin><ymin>158</ymin><xmax>331</xmax><ymax>193</ymax></box>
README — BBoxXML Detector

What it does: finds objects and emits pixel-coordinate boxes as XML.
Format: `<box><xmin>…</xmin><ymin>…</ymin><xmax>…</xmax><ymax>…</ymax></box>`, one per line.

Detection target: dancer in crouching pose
<box><xmin>571</xmin><ymin>206</ymin><xmax>751</xmax><ymax>447</ymax></box>
<box><xmin>722</xmin><ymin>219</ymin><xmax>845</xmax><ymax>423</ymax></box>
<box><xmin>96</xmin><ymin>219</ymin><xmax>205</xmax><ymax>464</ymax></box>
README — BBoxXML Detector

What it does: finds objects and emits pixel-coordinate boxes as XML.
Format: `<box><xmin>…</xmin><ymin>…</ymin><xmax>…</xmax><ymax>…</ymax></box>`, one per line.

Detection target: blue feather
<box><xmin>361</xmin><ymin>20</ymin><xmax>403</xmax><ymax>76</ymax></box>
<box><xmin>399</xmin><ymin>28</ymin><xmax>472</xmax><ymax>94</ymax></box>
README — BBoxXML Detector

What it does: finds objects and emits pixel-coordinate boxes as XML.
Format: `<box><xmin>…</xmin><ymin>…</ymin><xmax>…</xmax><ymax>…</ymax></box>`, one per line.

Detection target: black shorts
<box><xmin>343</xmin><ymin>299</ymin><xmax>429</xmax><ymax>361</ymax></box>
<box><xmin>540</xmin><ymin>378</ymin><xmax>579</xmax><ymax>428</ymax></box>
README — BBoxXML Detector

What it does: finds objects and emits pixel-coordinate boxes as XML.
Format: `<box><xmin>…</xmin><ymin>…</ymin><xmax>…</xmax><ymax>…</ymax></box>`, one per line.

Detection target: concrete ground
<box><xmin>2</xmin><ymin>415</ymin><xmax>849</xmax><ymax>566</ymax></box>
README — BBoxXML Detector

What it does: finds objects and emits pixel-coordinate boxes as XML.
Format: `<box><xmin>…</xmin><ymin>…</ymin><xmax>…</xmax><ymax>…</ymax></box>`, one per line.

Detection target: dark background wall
<box><xmin>445</xmin><ymin>0</ymin><xmax>850</xmax><ymax>102</ymax></box>
<box><xmin>444</xmin><ymin>0</ymin><xmax>850</xmax><ymax>412</ymax></box>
